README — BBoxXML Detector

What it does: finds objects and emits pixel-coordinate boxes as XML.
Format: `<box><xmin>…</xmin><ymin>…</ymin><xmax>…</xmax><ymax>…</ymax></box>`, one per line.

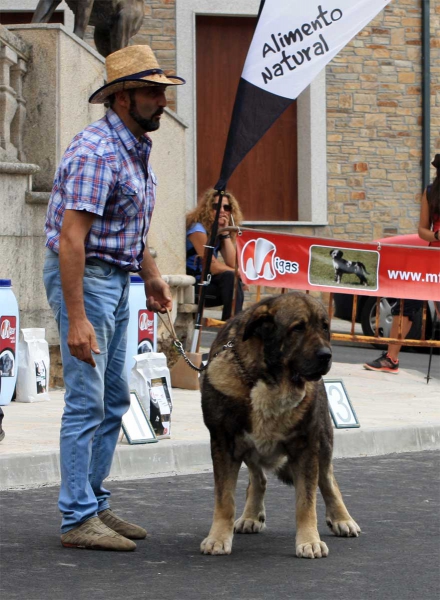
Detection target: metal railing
<box><xmin>202</xmin><ymin>278</ymin><xmax>440</xmax><ymax>353</ymax></box>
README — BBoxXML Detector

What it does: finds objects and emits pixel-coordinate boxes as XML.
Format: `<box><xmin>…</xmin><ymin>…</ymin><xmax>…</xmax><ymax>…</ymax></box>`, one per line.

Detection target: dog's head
<box><xmin>242</xmin><ymin>293</ymin><xmax>332</xmax><ymax>383</ymax></box>
<box><xmin>330</xmin><ymin>249</ymin><xmax>343</xmax><ymax>259</ymax></box>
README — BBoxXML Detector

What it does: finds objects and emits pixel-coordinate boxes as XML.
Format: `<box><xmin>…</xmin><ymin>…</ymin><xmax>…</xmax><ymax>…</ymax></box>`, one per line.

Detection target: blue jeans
<box><xmin>43</xmin><ymin>249</ymin><xmax>131</xmax><ymax>533</ymax></box>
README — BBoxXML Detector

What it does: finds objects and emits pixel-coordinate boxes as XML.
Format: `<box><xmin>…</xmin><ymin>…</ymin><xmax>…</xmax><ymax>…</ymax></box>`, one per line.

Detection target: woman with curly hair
<box><xmin>186</xmin><ymin>188</ymin><xmax>244</xmax><ymax>321</ymax></box>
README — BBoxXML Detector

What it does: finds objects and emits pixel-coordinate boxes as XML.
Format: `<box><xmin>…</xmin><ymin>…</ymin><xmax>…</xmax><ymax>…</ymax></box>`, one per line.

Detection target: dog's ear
<box><xmin>243</xmin><ymin>305</ymin><xmax>275</xmax><ymax>341</ymax></box>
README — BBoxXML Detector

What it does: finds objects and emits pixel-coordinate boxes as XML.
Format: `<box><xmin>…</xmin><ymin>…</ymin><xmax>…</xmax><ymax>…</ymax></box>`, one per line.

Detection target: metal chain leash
<box><xmin>158</xmin><ymin>309</ymin><xmax>234</xmax><ymax>373</ymax></box>
<box><xmin>173</xmin><ymin>339</ymin><xmax>207</xmax><ymax>372</ymax></box>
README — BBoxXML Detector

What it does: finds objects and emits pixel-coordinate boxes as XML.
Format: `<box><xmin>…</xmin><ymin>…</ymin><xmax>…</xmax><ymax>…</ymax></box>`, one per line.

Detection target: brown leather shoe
<box><xmin>98</xmin><ymin>509</ymin><xmax>147</xmax><ymax>540</ymax></box>
<box><xmin>60</xmin><ymin>517</ymin><xmax>136</xmax><ymax>551</ymax></box>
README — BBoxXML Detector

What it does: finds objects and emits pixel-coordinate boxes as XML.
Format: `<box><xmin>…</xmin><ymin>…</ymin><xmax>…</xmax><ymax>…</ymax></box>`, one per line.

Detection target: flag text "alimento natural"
<box><xmin>261</xmin><ymin>4</ymin><xmax>343</xmax><ymax>84</ymax></box>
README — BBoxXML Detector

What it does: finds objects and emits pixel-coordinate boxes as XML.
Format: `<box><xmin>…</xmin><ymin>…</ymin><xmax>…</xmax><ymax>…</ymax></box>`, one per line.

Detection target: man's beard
<box><xmin>129</xmin><ymin>96</ymin><xmax>163</xmax><ymax>132</ymax></box>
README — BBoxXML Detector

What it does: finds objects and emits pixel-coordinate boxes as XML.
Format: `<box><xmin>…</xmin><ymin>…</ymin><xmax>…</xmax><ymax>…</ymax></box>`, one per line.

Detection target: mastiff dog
<box><xmin>200</xmin><ymin>292</ymin><xmax>360</xmax><ymax>559</ymax></box>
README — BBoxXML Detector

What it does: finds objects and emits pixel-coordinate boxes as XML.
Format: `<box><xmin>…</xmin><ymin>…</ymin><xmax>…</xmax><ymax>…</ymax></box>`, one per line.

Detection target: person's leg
<box><xmin>89</xmin><ymin>282</ymin><xmax>131</xmax><ymax>513</ymax></box>
<box><xmin>364</xmin><ymin>299</ymin><xmax>422</xmax><ymax>373</ymax></box>
<box><xmin>195</xmin><ymin>272</ymin><xmax>243</xmax><ymax>320</ymax></box>
<box><xmin>217</xmin><ymin>271</ymin><xmax>244</xmax><ymax>320</ymax></box>
<box><xmin>387</xmin><ymin>315</ymin><xmax>412</xmax><ymax>360</ymax></box>
<box><xmin>85</xmin><ymin>280</ymin><xmax>147</xmax><ymax>540</ymax></box>
<box><xmin>206</xmin><ymin>271</ymin><xmax>238</xmax><ymax>321</ymax></box>
<box><xmin>387</xmin><ymin>299</ymin><xmax>423</xmax><ymax>360</ymax></box>
<box><xmin>44</xmin><ymin>252</ymin><xmax>129</xmax><ymax>533</ymax></box>
<box><xmin>202</xmin><ymin>279</ymin><xmax>222</xmax><ymax>308</ymax></box>
<box><xmin>233</xmin><ymin>279</ymin><xmax>244</xmax><ymax>315</ymax></box>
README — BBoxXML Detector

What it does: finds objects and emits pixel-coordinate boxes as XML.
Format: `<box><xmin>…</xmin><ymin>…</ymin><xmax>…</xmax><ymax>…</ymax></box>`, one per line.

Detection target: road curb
<box><xmin>1</xmin><ymin>425</ymin><xmax>439</xmax><ymax>490</ymax></box>
<box><xmin>333</xmin><ymin>423</ymin><xmax>440</xmax><ymax>458</ymax></box>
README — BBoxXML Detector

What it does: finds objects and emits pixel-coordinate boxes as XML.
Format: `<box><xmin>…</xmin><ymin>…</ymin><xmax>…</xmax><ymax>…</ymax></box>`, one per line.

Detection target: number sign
<box><xmin>324</xmin><ymin>379</ymin><xmax>360</xmax><ymax>429</ymax></box>
<box><xmin>122</xmin><ymin>391</ymin><xmax>158</xmax><ymax>444</ymax></box>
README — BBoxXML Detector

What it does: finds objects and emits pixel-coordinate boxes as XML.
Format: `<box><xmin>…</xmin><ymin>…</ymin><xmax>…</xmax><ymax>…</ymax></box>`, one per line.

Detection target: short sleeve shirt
<box><xmin>45</xmin><ymin>109</ymin><xmax>157</xmax><ymax>271</ymax></box>
<box><xmin>186</xmin><ymin>222</ymin><xmax>219</xmax><ymax>282</ymax></box>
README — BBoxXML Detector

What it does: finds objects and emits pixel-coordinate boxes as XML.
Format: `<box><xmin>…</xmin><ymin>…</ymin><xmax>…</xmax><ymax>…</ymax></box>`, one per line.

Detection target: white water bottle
<box><xmin>126</xmin><ymin>275</ymin><xmax>157</xmax><ymax>381</ymax></box>
<box><xmin>0</xmin><ymin>279</ymin><xmax>19</xmax><ymax>405</ymax></box>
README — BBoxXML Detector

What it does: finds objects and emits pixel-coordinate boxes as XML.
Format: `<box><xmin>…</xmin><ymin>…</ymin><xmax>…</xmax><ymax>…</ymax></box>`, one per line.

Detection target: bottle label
<box><xmin>137</xmin><ymin>310</ymin><xmax>156</xmax><ymax>354</ymax></box>
<box><xmin>35</xmin><ymin>360</ymin><xmax>47</xmax><ymax>394</ymax></box>
<box><xmin>0</xmin><ymin>316</ymin><xmax>17</xmax><ymax>377</ymax></box>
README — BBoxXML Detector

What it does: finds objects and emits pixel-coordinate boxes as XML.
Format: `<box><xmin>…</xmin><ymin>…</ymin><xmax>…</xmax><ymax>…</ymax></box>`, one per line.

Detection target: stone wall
<box><xmin>324</xmin><ymin>0</ymin><xmax>440</xmax><ymax>242</ymax></box>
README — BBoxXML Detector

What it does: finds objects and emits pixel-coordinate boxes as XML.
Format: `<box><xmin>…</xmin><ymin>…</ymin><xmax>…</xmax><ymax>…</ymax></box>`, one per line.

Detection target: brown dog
<box><xmin>200</xmin><ymin>292</ymin><xmax>360</xmax><ymax>558</ymax></box>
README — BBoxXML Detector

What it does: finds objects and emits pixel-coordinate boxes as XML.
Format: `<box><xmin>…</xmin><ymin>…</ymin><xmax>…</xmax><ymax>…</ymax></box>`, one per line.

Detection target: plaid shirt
<box><xmin>45</xmin><ymin>109</ymin><xmax>157</xmax><ymax>271</ymax></box>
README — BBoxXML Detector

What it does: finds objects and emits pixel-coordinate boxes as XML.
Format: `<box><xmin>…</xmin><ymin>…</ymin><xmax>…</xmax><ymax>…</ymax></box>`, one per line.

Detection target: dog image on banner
<box><xmin>329</xmin><ymin>249</ymin><xmax>370</xmax><ymax>286</ymax></box>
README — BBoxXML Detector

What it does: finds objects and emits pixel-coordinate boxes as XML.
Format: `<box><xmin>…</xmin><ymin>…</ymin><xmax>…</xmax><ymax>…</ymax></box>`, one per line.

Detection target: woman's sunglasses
<box><xmin>212</xmin><ymin>203</ymin><xmax>232</xmax><ymax>212</ymax></box>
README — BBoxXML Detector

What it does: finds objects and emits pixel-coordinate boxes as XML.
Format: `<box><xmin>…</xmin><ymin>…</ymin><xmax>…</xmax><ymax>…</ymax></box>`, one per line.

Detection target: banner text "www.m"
<box><xmin>388</xmin><ymin>270</ymin><xmax>440</xmax><ymax>283</ymax></box>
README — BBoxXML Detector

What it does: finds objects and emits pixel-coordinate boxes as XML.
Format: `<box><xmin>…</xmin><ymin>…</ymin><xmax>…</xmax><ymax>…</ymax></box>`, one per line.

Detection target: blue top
<box><xmin>0</xmin><ymin>279</ymin><xmax>12</xmax><ymax>287</ymax></box>
<box><xmin>130</xmin><ymin>275</ymin><xmax>144</xmax><ymax>284</ymax></box>
<box><xmin>186</xmin><ymin>223</ymin><xmax>219</xmax><ymax>283</ymax></box>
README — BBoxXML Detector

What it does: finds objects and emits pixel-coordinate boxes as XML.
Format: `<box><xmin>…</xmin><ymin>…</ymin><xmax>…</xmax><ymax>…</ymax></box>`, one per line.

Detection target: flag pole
<box><xmin>190</xmin><ymin>187</ymin><xmax>226</xmax><ymax>353</ymax></box>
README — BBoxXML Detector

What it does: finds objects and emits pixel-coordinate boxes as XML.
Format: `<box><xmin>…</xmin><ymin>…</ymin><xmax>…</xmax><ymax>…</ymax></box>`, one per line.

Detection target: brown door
<box><xmin>0</xmin><ymin>12</ymin><xmax>64</xmax><ymax>24</ymax></box>
<box><xmin>196</xmin><ymin>15</ymin><xmax>298</xmax><ymax>222</ymax></box>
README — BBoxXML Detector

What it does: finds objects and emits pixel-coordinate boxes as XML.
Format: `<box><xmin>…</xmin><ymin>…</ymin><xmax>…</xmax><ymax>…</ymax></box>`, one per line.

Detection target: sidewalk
<box><xmin>1</xmin><ymin>358</ymin><xmax>439</xmax><ymax>490</ymax></box>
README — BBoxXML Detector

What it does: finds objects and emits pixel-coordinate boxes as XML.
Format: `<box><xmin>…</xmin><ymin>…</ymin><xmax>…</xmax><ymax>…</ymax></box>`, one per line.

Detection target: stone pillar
<box><xmin>0</xmin><ymin>44</ymin><xmax>18</xmax><ymax>160</ymax></box>
<box><xmin>10</xmin><ymin>58</ymin><xmax>27</xmax><ymax>162</ymax></box>
<box><xmin>0</xmin><ymin>25</ymin><xmax>31</xmax><ymax>163</ymax></box>
<box><xmin>7</xmin><ymin>23</ymin><xmax>105</xmax><ymax>191</ymax></box>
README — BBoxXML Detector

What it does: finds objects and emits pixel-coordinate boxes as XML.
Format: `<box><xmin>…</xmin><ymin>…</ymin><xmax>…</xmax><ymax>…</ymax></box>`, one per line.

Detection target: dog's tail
<box><xmin>359</xmin><ymin>262</ymin><xmax>369</xmax><ymax>274</ymax></box>
<box><xmin>275</xmin><ymin>463</ymin><xmax>295</xmax><ymax>486</ymax></box>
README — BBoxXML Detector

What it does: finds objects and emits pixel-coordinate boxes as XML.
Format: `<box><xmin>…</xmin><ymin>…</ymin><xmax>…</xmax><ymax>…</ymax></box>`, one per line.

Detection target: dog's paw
<box><xmin>296</xmin><ymin>541</ymin><xmax>329</xmax><ymax>559</ymax></box>
<box><xmin>200</xmin><ymin>535</ymin><xmax>233</xmax><ymax>555</ymax></box>
<box><xmin>326</xmin><ymin>517</ymin><xmax>361</xmax><ymax>537</ymax></box>
<box><xmin>234</xmin><ymin>515</ymin><xmax>266</xmax><ymax>534</ymax></box>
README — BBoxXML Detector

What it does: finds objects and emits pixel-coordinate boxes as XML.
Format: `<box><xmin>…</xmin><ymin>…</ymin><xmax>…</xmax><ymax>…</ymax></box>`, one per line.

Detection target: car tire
<box><xmin>361</xmin><ymin>296</ymin><xmax>432</xmax><ymax>350</ymax></box>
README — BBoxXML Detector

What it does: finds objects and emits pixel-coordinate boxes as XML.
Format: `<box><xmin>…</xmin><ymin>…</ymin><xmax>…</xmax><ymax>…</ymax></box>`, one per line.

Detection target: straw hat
<box><xmin>89</xmin><ymin>45</ymin><xmax>185</xmax><ymax>104</ymax></box>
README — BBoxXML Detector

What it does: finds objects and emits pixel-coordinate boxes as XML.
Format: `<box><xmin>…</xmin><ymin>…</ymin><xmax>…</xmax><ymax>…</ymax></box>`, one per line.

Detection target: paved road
<box><xmin>0</xmin><ymin>452</ymin><xmax>439</xmax><ymax>600</ymax></box>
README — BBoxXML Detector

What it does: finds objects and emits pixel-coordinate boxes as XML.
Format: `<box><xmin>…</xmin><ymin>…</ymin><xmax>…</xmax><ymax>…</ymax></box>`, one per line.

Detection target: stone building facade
<box><xmin>83</xmin><ymin>0</ymin><xmax>439</xmax><ymax>242</ymax></box>
<box><xmin>325</xmin><ymin>0</ymin><xmax>440</xmax><ymax>241</ymax></box>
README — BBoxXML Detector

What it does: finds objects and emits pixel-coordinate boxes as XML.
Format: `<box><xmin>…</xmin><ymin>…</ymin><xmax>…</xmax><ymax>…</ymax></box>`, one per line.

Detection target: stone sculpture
<box><xmin>32</xmin><ymin>0</ymin><xmax>144</xmax><ymax>57</ymax></box>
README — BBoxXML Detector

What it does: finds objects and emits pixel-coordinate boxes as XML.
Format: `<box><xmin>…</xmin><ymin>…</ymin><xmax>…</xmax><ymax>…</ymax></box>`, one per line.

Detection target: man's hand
<box><xmin>145</xmin><ymin>277</ymin><xmax>172</xmax><ymax>313</ymax></box>
<box><xmin>67</xmin><ymin>317</ymin><xmax>101</xmax><ymax>367</ymax></box>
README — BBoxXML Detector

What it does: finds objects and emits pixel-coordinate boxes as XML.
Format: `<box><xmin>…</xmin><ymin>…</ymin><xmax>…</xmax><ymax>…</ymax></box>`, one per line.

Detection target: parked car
<box><xmin>333</xmin><ymin>234</ymin><xmax>438</xmax><ymax>349</ymax></box>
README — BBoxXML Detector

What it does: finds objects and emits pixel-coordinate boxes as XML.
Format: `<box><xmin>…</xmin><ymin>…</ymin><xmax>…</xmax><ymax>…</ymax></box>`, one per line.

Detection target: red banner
<box><xmin>236</xmin><ymin>230</ymin><xmax>440</xmax><ymax>301</ymax></box>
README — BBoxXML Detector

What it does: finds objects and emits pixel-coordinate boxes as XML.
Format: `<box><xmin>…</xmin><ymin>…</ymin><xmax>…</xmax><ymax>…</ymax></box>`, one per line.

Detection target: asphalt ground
<box><xmin>0</xmin><ymin>451</ymin><xmax>439</xmax><ymax>600</ymax></box>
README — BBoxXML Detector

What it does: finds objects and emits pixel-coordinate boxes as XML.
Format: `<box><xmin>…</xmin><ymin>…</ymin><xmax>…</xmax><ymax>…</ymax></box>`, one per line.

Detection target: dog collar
<box><xmin>230</xmin><ymin>343</ymin><xmax>255</xmax><ymax>388</ymax></box>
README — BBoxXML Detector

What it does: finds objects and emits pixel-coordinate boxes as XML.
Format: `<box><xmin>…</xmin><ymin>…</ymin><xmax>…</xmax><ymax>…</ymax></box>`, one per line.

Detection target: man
<box><xmin>43</xmin><ymin>45</ymin><xmax>185</xmax><ymax>551</ymax></box>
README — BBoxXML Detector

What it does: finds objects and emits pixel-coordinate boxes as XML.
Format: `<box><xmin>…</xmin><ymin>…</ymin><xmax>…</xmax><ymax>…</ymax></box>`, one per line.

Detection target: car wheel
<box><xmin>361</xmin><ymin>296</ymin><xmax>432</xmax><ymax>350</ymax></box>
<box><xmin>361</xmin><ymin>297</ymin><xmax>398</xmax><ymax>340</ymax></box>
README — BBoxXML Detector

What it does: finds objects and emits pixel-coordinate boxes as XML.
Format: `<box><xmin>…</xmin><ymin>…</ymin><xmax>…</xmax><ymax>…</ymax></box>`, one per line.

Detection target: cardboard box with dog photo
<box><xmin>130</xmin><ymin>352</ymin><xmax>173</xmax><ymax>438</ymax></box>
<box><xmin>148</xmin><ymin>377</ymin><xmax>173</xmax><ymax>439</ymax></box>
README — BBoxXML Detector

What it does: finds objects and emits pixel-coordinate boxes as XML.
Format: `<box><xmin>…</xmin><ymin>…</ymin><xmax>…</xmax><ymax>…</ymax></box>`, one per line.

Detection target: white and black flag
<box><xmin>215</xmin><ymin>0</ymin><xmax>392</xmax><ymax>190</ymax></box>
